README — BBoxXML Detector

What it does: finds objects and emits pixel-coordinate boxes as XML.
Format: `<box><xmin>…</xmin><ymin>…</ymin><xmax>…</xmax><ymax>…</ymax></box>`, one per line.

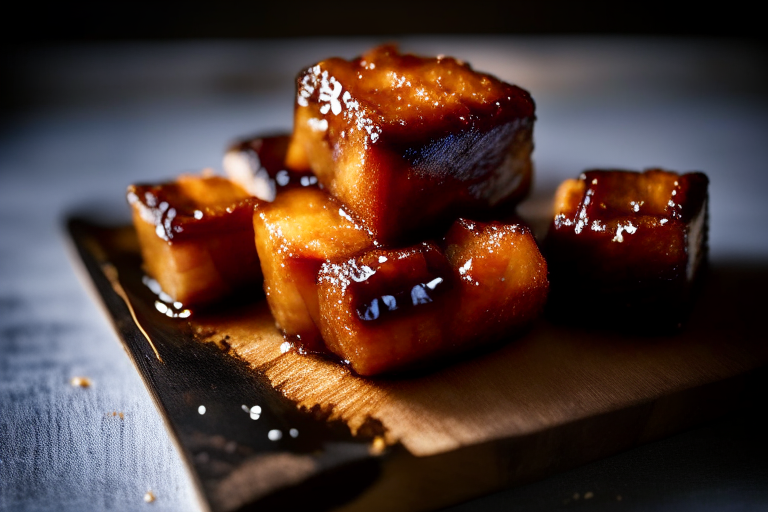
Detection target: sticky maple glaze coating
<box><xmin>286</xmin><ymin>45</ymin><xmax>535</xmax><ymax>245</ymax></box>
<box><xmin>317</xmin><ymin>219</ymin><xmax>548</xmax><ymax>376</ymax></box>
<box><xmin>317</xmin><ymin>243</ymin><xmax>456</xmax><ymax>376</ymax></box>
<box><xmin>223</xmin><ymin>134</ymin><xmax>319</xmax><ymax>201</ymax></box>
<box><xmin>545</xmin><ymin>169</ymin><xmax>709</xmax><ymax>329</ymax></box>
<box><xmin>127</xmin><ymin>174</ymin><xmax>262</xmax><ymax>307</ymax></box>
<box><xmin>253</xmin><ymin>187</ymin><xmax>375</xmax><ymax>351</ymax></box>
<box><xmin>443</xmin><ymin>219</ymin><xmax>549</xmax><ymax>343</ymax></box>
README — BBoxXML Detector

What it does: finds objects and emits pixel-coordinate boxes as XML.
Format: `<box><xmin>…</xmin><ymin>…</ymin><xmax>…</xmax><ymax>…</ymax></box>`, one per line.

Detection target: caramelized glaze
<box><xmin>223</xmin><ymin>134</ymin><xmax>318</xmax><ymax>202</ymax></box>
<box><xmin>315</xmin><ymin>218</ymin><xmax>548</xmax><ymax>376</ymax></box>
<box><xmin>127</xmin><ymin>174</ymin><xmax>263</xmax><ymax>307</ymax></box>
<box><xmin>545</xmin><ymin>169</ymin><xmax>709</xmax><ymax>329</ymax></box>
<box><xmin>252</xmin><ymin>187</ymin><xmax>375</xmax><ymax>351</ymax></box>
<box><xmin>443</xmin><ymin>218</ymin><xmax>549</xmax><ymax>343</ymax></box>
<box><xmin>286</xmin><ymin>45</ymin><xmax>535</xmax><ymax>244</ymax></box>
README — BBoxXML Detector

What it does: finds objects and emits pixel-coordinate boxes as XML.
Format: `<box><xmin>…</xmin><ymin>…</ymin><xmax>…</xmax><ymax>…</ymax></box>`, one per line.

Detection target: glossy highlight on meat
<box><xmin>127</xmin><ymin>174</ymin><xmax>263</xmax><ymax>307</ymax></box>
<box><xmin>252</xmin><ymin>187</ymin><xmax>375</xmax><ymax>351</ymax></box>
<box><xmin>316</xmin><ymin>219</ymin><xmax>548</xmax><ymax>376</ymax></box>
<box><xmin>223</xmin><ymin>134</ymin><xmax>318</xmax><ymax>202</ymax></box>
<box><xmin>545</xmin><ymin>169</ymin><xmax>709</xmax><ymax>330</ymax></box>
<box><xmin>286</xmin><ymin>45</ymin><xmax>536</xmax><ymax>244</ymax></box>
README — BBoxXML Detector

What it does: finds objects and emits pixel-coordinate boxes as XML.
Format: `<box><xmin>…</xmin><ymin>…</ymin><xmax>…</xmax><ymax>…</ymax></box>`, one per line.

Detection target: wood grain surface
<box><xmin>193</xmin><ymin>263</ymin><xmax>768</xmax><ymax>459</ymax></box>
<box><xmin>73</xmin><ymin>220</ymin><xmax>768</xmax><ymax>511</ymax></box>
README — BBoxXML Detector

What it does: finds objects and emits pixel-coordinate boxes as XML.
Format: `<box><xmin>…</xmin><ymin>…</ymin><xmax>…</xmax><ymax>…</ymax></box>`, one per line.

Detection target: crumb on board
<box><xmin>584</xmin><ymin>491</ymin><xmax>594</xmax><ymax>499</ymax></box>
<box><xmin>617</xmin><ymin>495</ymin><xmax>623</xmax><ymax>501</ymax></box>
<box><xmin>573</xmin><ymin>492</ymin><xmax>580</xmax><ymax>500</ymax></box>
<box><xmin>70</xmin><ymin>376</ymin><xmax>92</xmax><ymax>388</ymax></box>
<box><xmin>144</xmin><ymin>491</ymin><xmax>155</xmax><ymax>503</ymax></box>
<box><xmin>370</xmin><ymin>436</ymin><xmax>387</xmax><ymax>456</ymax></box>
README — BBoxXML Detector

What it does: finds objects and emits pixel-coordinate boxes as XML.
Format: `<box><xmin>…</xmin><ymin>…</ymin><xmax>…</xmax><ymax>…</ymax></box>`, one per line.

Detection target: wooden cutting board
<box><xmin>68</xmin><ymin>217</ymin><xmax>768</xmax><ymax>512</ymax></box>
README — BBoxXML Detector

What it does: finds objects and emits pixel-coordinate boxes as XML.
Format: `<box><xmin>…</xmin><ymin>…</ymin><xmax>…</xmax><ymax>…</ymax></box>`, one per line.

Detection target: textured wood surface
<box><xmin>191</xmin><ymin>258</ymin><xmax>768</xmax><ymax>459</ymax></box>
<box><xmin>72</xmin><ymin>214</ymin><xmax>768</xmax><ymax>512</ymax></box>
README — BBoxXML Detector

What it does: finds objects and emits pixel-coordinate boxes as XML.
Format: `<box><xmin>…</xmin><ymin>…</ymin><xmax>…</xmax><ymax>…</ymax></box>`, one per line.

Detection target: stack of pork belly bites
<box><xmin>128</xmin><ymin>45</ymin><xmax>709</xmax><ymax>376</ymax></box>
<box><xmin>130</xmin><ymin>46</ymin><xmax>549</xmax><ymax>375</ymax></box>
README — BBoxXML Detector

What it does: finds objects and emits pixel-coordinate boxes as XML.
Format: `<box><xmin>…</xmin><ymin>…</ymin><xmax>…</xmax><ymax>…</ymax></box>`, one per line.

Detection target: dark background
<box><xmin>3</xmin><ymin>0</ymin><xmax>765</xmax><ymax>119</ymax></box>
<box><xmin>2</xmin><ymin>0</ymin><xmax>765</xmax><ymax>41</ymax></box>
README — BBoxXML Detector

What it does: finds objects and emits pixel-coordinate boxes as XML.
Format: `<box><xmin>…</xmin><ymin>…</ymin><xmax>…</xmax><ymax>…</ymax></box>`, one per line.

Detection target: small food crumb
<box><xmin>617</xmin><ymin>495</ymin><xmax>622</xmax><ymax>501</ymax></box>
<box><xmin>70</xmin><ymin>376</ymin><xmax>91</xmax><ymax>388</ymax></box>
<box><xmin>370</xmin><ymin>436</ymin><xmax>386</xmax><ymax>456</ymax></box>
<box><xmin>584</xmin><ymin>491</ymin><xmax>594</xmax><ymax>499</ymax></box>
<box><xmin>144</xmin><ymin>491</ymin><xmax>155</xmax><ymax>503</ymax></box>
<box><xmin>573</xmin><ymin>492</ymin><xmax>580</xmax><ymax>500</ymax></box>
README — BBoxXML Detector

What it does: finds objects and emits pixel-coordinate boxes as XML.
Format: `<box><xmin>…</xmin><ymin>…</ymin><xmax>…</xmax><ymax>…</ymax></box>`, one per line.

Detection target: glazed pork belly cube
<box><xmin>442</xmin><ymin>219</ymin><xmax>550</xmax><ymax>343</ymax></box>
<box><xmin>317</xmin><ymin>243</ymin><xmax>455</xmax><ymax>376</ymax></box>
<box><xmin>127</xmin><ymin>174</ymin><xmax>262</xmax><ymax>307</ymax></box>
<box><xmin>222</xmin><ymin>134</ymin><xmax>319</xmax><ymax>201</ymax></box>
<box><xmin>253</xmin><ymin>187</ymin><xmax>375</xmax><ymax>350</ymax></box>
<box><xmin>286</xmin><ymin>45</ymin><xmax>536</xmax><ymax>244</ymax></box>
<box><xmin>544</xmin><ymin>169</ymin><xmax>709</xmax><ymax>329</ymax></box>
<box><xmin>316</xmin><ymin>219</ymin><xmax>548</xmax><ymax>376</ymax></box>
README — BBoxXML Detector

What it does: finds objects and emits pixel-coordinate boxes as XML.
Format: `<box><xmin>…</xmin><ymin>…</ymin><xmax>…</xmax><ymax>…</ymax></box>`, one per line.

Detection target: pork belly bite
<box><xmin>316</xmin><ymin>219</ymin><xmax>548</xmax><ymax>376</ymax></box>
<box><xmin>223</xmin><ymin>134</ymin><xmax>318</xmax><ymax>201</ymax></box>
<box><xmin>253</xmin><ymin>187</ymin><xmax>375</xmax><ymax>351</ymax></box>
<box><xmin>286</xmin><ymin>45</ymin><xmax>536</xmax><ymax>244</ymax></box>
<box><xmin>443</xmin><ymin>219</ymin><xmax>550</xmax><ymax>343</ymax></box>
<box><xmin>317</xmin><ymin>243</ymin><xmax>455</xmax><ymax>376</ymax></box>
<box><xmin>545</xmin><ymin>169</ymin><xmax>709</xmax><ymax>329</ymax></box>
<box><xmin>127</xmin><ymin>174</ymin><xmax>262</xmax><ymax>307</ymax></box>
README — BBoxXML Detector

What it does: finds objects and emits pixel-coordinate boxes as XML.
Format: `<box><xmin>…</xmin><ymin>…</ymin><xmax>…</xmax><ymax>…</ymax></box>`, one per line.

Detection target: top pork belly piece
<box><xmin>544</xmin><ymin>168</ymin><xmax>709</xmax><ymax>330</ymax></box>
<box><xmin>127</xmin><ymin>174</ymin><xmax>263</xmax><ymax>308</ymax></box>
<box><xmin>285</xmin><ymin>45</ymin><xmax>536</xmax><ymax>244</ymax></box>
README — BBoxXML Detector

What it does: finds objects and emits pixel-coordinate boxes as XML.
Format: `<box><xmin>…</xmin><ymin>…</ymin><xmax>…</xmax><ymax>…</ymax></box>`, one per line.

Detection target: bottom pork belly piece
<box><xmin>127</xmin><ymin>174</ymin><xmax>263</xmax><ymax>307</ymax></box>
<box><xmin>316</xmin><ymin>219</ymin><xmax>549</xmax><ymax>376</ymax></box>
<box><xmin>253</xmin><ymin>187</ymin><xmax>375</xmax><ymax>350</ymax></box>
<box><xmin>544</xmin><ymin>168</ymin><xmax>709</xmax><ymax>330</ymax></box>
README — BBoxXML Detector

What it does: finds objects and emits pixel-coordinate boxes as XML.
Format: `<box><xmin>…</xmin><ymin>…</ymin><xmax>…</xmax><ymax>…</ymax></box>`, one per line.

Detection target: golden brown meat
<box><xmin>544</xmin><ymin>169</ymin><xmax>709</xmax><ymax>330</ymax></box>
<box><xmin>127</xmin><ymin>174</ymin><xmax>262</xmax><ymax>307</ymax></box>
<box><xmin>286</xmin><ymin>45</ymin><xmax>536</xmax><ymax>244</ymax></box>
<box><xmin>316</xmin><ymin>219</ymin><xmax>548</xmax><ymax>376</ymax></box>
<box><xmin>252</xmin><ymin>187</ymin><xmax>375</xmax><ymax>351</ymax></box>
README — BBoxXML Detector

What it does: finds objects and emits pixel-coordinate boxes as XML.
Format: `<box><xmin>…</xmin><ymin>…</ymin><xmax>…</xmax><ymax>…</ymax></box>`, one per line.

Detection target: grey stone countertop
<box><xmin>1</xmin><ymin>38</ymin><xmax>767</xmax><ymax>511</ymax></box>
